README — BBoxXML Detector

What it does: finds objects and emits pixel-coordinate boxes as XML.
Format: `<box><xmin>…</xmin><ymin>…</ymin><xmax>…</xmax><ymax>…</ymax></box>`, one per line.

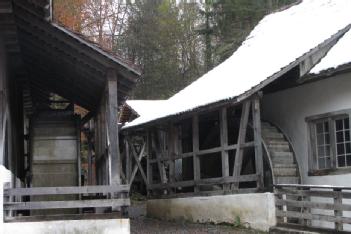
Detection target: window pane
<box><xmin>325</xmin><ymin>157</ymin><xmax>331</xmax><ymax>168</ymax></box>
<box><xmin>346</xmin><ymin>143</ymin><xmax>351</xmax><ymax>154</ymax></box>
<box><xmin>338</xmin><ymin>156</ymin><xmax>346</xmax><ymax>167</ymax></box>
<box><xmin>318</xmin><ymin>146</ymin><xmax>325</xmax><ymax>156</ymax></box>
<box><xmin>345</xmin><ymin>118</ymin><xmax>350</xmax><ymax>129</ymax></box>
<box><xmin>325</xmin><ymin>145</ymin><xmax>330</xmax><ymax>156</ymax></box>
<box><xmin>318</xmin><ymin>158</ymin><xmax>325</xmax><ymax>169</ymax></box>
<box><xmin>346</xmin><ymin>131</ymin><xmax>350</xmax><ymax>142</ymax></box>
<box><xmin>336</xmin><ymin>131</ymin><xmax>344</xmax><ymax>143</ymax></box>
<box><xmin>324</xmin><ymin>122</ymin><xmax>329</xmax><ymax>131</ymax></box>
<box><xmin>316</xmin><ymin>123</ymin><xmax>324</xmax><ymax>134</ymax></box>
<box><xmin>337</xmin><ymin>143</ymin><xmax>345</xmax><ymax>155</ymax></box>
<box><xmin>317</xmin><ymin>134</ymin><xmax>324</xmax><ymax>145</ymax></box>
<box><xmin>336</xmin><ymin>119</ymin><xmax>343</xmax><ymax>131</ymax></box>
<box><xmin>347</xmin><ymin>155</ymin><xmax>351</xmax><ymax>167</ymax></box>
<box><xmin>325</xmin><ymin>133</ymin><xmax>330</xmax><ymax>144</ymax></box>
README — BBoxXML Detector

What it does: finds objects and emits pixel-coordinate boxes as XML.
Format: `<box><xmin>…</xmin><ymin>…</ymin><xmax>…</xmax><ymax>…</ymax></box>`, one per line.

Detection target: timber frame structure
<box><xmin>123</xmin><ymin>95</ymin><xmax>269</xmax><ymax>198</ymax></box>
<box><xmin>0</xmin><ymin>0</ymin><xmax>140</xmax><ymax>222</ymax></box>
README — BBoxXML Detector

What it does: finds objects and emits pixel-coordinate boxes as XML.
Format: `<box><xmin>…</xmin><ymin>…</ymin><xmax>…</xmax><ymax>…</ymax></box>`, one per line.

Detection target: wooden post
<box><xmin>192</xmin><ymin>115</ymin><xmax>200</xmax><ymax>192</ymax></box>
<box><xmin>168</xmin><ymin>124</ymin><xmax>176</xmax><ymax>194</ymax></box>
<box><xmin>220</xmin><ymin>107</ymin><xmax>229</xmax><ymax>190</ymax></box>
<box><xmin>252</xmin><ymin>96</ymin><xmax>264</xmax><ymax>190</ymax></box>
<box><xmin>125</xmin><ymin>137</ymin><xmax>131</xmax><ymax>184</ymax></box>
<box><xmin>0</xmin><ymin>90</ymin><xmax>4</xmax><ymax>166</ymax></box>
<box><xmin>106</xmin><ymin>69</ymin><xmax>121</xmax><ymax>186</ymax></box>
<box><xmin>334</xmin><ymin>188</ymin><xmax>343</xmax><ymax>231</ymax></box>
<box><xmin>232</xmin><ymin>101</ymin><xmax>251</xmax><ymax>189</ymax></box>
<box><xmin>86</xmin><ymin>128</ymin><xmax>93</xmax><ymax>185</ymax></box>
<box><xmin>152</xmin><ymin>130</ymin><xmax>166</xmax><ymax>184</ymax></box>
<box><xmin>146</xmin><ymin>131</ymin><xmax>153</xmax><ymax>195</ymax></box>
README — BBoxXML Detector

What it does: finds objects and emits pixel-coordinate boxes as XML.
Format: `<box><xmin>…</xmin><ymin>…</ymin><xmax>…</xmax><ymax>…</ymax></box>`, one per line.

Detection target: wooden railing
<box><xmin>3</xmin><ymin>183</ymin><xmax>130</xmax><ymax>220</ymax></box>
<box><xmin>274</xmin><ymin>184</ymin><xmax>351</xmax><ymax>231</ymax></box>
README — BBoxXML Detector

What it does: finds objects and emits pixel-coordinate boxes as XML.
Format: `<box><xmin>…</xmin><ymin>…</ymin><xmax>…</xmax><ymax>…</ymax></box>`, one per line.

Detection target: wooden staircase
<box><xmin>261</xmin><ymin>122</ymin><xmax>300</xmax><ymax>185</ymax></box>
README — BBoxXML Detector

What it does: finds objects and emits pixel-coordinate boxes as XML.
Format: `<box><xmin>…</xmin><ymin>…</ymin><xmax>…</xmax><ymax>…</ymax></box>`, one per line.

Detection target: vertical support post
<box><xmin>220</xmin><ymin>107</ymin><xmax>229</xmax><ymax>190</ymax></box>
<box><xmin>232</xmin><ymin>101</ymin><xmax>251</xmax><ymax>190</ymax></box>
<box><xmin>87</xmin><ymin>123</ymin><xmax>93</xmax><ymax>185</ymax></box>
<box><xmin>334</xmin><ymin>188</ymin><xmax>343</xmax><ymax>231</ymax></box>
<box><xmin>146</xmin><ymin>131</ymin><xmax>153</xmax><ymax>196</ymax></box>
<box><xmin>252</xmin><ymin>96</ymin><xmax>264</xmax><ymax>190</ymax></box>
<box><xmin>302</xmin><ymin>187</ymin><xmax>311</xmax><ymax>226</ymax></box>
<box><xmin>168</xmin><ymin>124</ymin><xmax>176</xmax><ymax>194</ymax></box>
<box><xmin>125</xmin><ymin>137</ymin><xmax>131</xmax><ymax>184</ymax></box>
<box><xmin>192</xmin><ymin>115</ymin><xmax>200</xmax><ymax>192</ymax></box>
<box><xmin>106</xmin><ymin>69</ymin><xmax>121</xmax><ymax>186</ymax></box>
<box><xmin>0</xmin><ymin>90</ymin><xmax>4</xmax><ymax>165</ymax></box>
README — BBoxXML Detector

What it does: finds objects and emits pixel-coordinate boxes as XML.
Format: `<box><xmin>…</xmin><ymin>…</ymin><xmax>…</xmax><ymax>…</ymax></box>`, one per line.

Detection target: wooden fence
<box><xmin>274</xmin><ymin>184</ymin><xmax>351</xmax><ymax>231</ymax></box>
<box><xmin>3</xmin><ymin>183</ymin><xmax>130</xmax><ymax>220</ymax></box>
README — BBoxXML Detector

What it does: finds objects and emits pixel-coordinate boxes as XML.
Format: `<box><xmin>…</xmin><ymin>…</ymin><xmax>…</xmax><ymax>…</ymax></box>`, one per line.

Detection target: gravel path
<box><xmin>129</xmin><ymin>201</ymin><xmax>266</xmax><ymax>234</ymax></box>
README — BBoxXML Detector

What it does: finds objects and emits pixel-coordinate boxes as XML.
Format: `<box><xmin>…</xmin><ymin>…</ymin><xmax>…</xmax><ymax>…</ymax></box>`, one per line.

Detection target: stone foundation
<box><xmin>147</xmin><ymin>192</ymin><xmax>276</xmax><ymax>231</ymax></box>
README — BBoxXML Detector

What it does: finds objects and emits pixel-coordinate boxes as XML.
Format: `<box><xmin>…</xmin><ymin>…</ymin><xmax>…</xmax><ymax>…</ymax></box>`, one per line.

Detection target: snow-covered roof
<box><xmin>125</xmin><ymin>100</ymin><xmax>167</xmax><ymax>120</ymax></box>
<box><xmin>310</xmin><ymin>28</ymin><xmax>351</xmax><ymax>74</ymax></box>
<box><xmin>124</xmin><ymin>0</ymin><xmax>351</xmax><ymax>129</ymax></box>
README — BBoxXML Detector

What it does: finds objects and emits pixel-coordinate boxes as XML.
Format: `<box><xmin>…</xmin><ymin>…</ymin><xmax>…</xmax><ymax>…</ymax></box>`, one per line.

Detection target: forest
<box><xmin>53</xmin><ymin>0</ymin><xmax>297</xmax><ymax>99</ymax></box>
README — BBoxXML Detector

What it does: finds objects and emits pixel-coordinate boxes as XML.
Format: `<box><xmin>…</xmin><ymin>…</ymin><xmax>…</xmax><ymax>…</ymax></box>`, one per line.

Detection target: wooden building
<box><xmin>0</xmin><ymin>0</ymin><xmax>140</xmax><ymax>233</ymax></box>
<box><xmin>122</xmin><ymin>1</ymin><xmax>351</xmax><ymax>232</ymax></box>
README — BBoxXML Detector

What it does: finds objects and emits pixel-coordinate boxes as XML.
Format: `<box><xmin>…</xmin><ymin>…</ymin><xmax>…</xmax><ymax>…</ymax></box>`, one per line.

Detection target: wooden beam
<box><xmin>129</xmin><ymin>141</ymin><xmax>146</xmax><ymax>186</ymax></box>
<box><xmin>125</xmin><ymin>138</ymin><xmax>131</xmax><ymax>184</ymax></box>
<box><xmin>220</xmin><ymin>107</ymin><xmax>229</xmax><ymax>190</ymax></box>
<box><xmin>4</xmin><ymin>185</ymin><xmax>129</xmax><ymax>196</ymax></box>
<box><xmin>232</xmin><ymin>101</ymin><xmax>251</xmax><ymax>189</ymax></box>
<box><xmin>192</xmin><ymin>115</ymin><xmax>200</xmax><ymax>192</ymax></box>
<box><xmin>168</xmin><ymin>124</ymin><xmax>176</xmax><ymax>188</ymax></box>
<box><xmin>149</xmin><ymin>141</ymin><xmax>255</xmax><ymax>163</ymax></box>
<box><xmin>81</xmin><ymin>111</ymin><xmax>95</xmax><ymax>128</ymax></box>
<box><xmin>4</xmin><ymin>199</ymin><xmax>130</xmax><ymax>211</ymax></box>
<box><xmin>130</xmin><ymin>142</ymin><xmax>148</xmax><ymax>186</ymax></box>
<box><xmin>106</xmin><ymin>69</ymin><xmax>121</xmax><ymax>186</ymax></box>
<box><xmin>149</xmin><ymin>174</ymin><xmax>258</xmax><ymax>190</ymax></box>
<box><xmin>252</xmin><ymin>96</ymin><xmax>264</xmax><ymax>190</ymax></box>
<box><xmin>146</xmin><ymin>131</ymin><xmax>153</xmax><ymax>190</ymax></box>
<box><xmin>156</xmin><ymin>130</ymin><xmax>167</xmax><ymax>184</ymax></box>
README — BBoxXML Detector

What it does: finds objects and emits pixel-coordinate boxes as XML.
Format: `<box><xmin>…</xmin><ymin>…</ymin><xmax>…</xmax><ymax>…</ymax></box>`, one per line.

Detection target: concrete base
<box><xmin>3</xmin><ymin>219</ymin><xmax>130</xmax><ymax>234</ymax></box>
<box><xmin>147</xmin><ymin>192</ymin><xmax>276</xmax><ymax>231</ymax></box>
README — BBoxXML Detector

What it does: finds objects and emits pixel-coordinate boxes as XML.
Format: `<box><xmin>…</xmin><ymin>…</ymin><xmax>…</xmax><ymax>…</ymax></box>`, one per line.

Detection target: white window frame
<box><xmin>307</xmin><ymin>110</ymin><xmax>351</xmax><ymax>174</ymax></box>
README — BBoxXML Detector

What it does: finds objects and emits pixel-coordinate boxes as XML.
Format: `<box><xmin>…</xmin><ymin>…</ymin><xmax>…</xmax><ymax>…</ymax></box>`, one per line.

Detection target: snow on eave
<box><xmin>310</xmin><ymin>27</ymin><xmax>351</xmax><ymax>75</ymax></box>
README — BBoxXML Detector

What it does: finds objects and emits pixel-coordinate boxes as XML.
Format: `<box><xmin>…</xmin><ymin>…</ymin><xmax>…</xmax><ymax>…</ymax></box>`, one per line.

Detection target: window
<box><xmin>309</xmin><ymin>113</ymin><xmax>351</xmax><ymax>172</ymax></box>
<box><xmin>315</xmin><ymin>120</ymin><xmax>331</xmax><ymax>169</ymax></box>
<box><xmin>335</xmin><ymin>117</ymin><xmax>351</xmax><ymax>167</ymax></box>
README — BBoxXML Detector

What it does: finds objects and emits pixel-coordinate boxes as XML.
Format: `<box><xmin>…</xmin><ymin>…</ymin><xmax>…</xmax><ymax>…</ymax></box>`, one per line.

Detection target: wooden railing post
<box><xmin>302</xmin><ymin>187</ymin><xmax>311</xmax><ymax>227</ymax></box>
<box><xmin>334</xmin><ymin>188</ymin><xmax>343</xmax><ymax>231</ymax></box>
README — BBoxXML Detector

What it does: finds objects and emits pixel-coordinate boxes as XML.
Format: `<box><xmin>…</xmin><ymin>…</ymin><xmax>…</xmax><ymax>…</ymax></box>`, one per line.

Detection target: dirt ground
<box><xmin>128</xmin><ymin>201</ymin><xmax>266</xmax><ymax>234</ymax></box>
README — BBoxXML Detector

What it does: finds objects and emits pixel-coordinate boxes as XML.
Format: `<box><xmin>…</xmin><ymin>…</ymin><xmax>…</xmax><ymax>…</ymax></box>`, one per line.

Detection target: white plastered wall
<box><xmin>262</xmin><ymin>71</ymin><xmax>351</xmax><ymax>230</ymax></box>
